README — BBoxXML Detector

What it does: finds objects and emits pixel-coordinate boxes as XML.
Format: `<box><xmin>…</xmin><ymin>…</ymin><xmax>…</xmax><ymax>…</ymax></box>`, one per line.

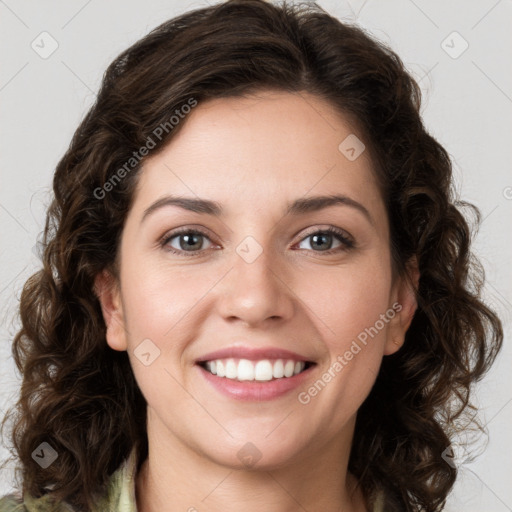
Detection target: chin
<box><xmin>199</xmin><ymin>434</ymin><xmax>307</xmax><ymax>471</ymax></box>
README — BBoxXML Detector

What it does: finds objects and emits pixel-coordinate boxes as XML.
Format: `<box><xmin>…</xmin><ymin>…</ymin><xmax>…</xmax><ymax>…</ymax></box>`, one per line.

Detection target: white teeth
<box><xmin>237</xmin><ymin>359</ymin><xmax>255</xmax><ymax>381</ymax></box>
<box><xmin>273</xmin><ymin>359</ymin><xmax>284</xmax><ymax>378</ymax></box>
<box><xmin>284</xmin><ymin>360</ymin><xmax>295</xmax><ymax>377</ymax></box>
<box><xmin>254</xmin><ymin>360</ymin><xmax>273</xmax><ymax>381</ymax></box>
<box><xmin>216</xmin><ymin>360</ymin><xmax>225</xmax><ymax>377</ymax></box>
<box><xmin>225</xmin><ymin>359</ymin><xmax>237</xmax><ymax>379</ymax></box>
<box><xmin>203</xmin><ymin>358</ymin><xmax>307</xmax><ymax>381</ymax></box>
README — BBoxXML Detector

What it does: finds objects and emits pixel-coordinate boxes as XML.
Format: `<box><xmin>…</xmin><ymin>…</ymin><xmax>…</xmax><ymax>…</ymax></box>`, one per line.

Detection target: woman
<box><xmin>0</xmin><ymin>0</ymin><xmax>503</xmax><ymax>511</ymax></box>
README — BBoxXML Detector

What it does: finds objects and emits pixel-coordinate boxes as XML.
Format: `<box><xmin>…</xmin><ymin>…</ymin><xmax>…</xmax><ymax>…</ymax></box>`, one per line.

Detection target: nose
<box><xmin>215</xmin><ymin>239</ymin><xmax>295</xmax><ymax>327</ymax></box>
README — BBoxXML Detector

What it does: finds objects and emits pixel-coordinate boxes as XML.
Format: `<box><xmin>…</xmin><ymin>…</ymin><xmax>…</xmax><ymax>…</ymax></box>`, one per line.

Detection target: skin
<box><xmin>95</xmin><ymin>90</ymin><xmax>419</xmax><ymax>512</ymax></box>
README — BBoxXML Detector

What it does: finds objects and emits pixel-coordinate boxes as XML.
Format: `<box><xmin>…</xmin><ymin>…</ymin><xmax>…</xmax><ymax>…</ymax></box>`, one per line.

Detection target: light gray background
<box><xmin>1</xmin><ymin>1</ymin><xmax>511</xmax><ymax>510</ymax></box>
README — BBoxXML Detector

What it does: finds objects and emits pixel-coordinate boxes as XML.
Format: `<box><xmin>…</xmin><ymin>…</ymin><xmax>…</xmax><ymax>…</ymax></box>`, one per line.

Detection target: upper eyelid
<box><xmin>298</xmin><ymin>225</ymin><xmax>353</xmax><ymax>241</ymax></box>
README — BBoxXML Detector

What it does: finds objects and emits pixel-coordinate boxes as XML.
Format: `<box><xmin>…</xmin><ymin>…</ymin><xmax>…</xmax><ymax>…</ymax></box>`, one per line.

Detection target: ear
<box><xmin>93</xmin><ymin>269</ymin><xmax>128</xmax><ymax>351</ymax></box>
<box><xmin>384</xmin><ymin>255</ymin><xmax>420</xmax><ymax>356</ymax></box>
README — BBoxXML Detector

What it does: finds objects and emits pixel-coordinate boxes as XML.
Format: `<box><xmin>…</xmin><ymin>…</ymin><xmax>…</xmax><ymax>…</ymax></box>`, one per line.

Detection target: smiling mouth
<box><xmin>197</xmin><ymin>358</ymin><xmax>316</xmax><ymax>382</ymax></box>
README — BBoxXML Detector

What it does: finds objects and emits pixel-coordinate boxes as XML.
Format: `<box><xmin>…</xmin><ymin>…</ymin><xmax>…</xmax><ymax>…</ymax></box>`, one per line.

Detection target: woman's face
<box><xmin>96</xmin><ymin>90</ymin><xmax>418</xmax><ymax>469</ymax></box>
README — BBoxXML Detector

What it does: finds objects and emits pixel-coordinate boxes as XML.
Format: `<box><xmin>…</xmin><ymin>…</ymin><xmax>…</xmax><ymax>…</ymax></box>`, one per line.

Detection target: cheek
<box><xmin>299</xmin><ymin>255</ymin><xmax>393</xmax><ymax>345</ymax></box>
<box><xmin>295</xmin><ymin>265</ymin><xmax>393</xmax><ymax>424</ymax></box>
<box><xmin>121</xmin><ymin>258</ymin><xmax>209</xmax><ymax>339</ymax></box>
<box><xmin>120</xmin><ymin>264</ymin><xmax>205</xmax><ymax>405</ymax></box>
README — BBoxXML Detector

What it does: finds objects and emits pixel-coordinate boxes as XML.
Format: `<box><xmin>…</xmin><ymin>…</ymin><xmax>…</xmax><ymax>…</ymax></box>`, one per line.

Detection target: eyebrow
<box><xmin>141</xmin><ymin>193</ymin><xmax>374</xmax><ymax>226</ymax></box>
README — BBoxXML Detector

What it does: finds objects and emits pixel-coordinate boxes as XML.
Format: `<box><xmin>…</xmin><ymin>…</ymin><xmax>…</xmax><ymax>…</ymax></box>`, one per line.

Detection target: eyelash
<box><xmin>158</xmin><ymin>226</ymin><xmax>355</xmax><ymax>258</ymax></box>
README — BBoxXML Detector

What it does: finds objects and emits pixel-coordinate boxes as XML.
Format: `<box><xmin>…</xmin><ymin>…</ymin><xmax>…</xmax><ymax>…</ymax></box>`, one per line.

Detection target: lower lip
<box><xmin>197</xmin><ymin>364</ymin><xmax>315</xmax><ymax>401</ymax></box>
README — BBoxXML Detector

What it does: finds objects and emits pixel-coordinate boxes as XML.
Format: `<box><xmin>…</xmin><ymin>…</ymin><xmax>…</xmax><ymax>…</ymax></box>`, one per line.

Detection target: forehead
<box><xmin>131</xmin><ymin>90</ymin><xmax>385</xmax><ymax>223</ymax></box>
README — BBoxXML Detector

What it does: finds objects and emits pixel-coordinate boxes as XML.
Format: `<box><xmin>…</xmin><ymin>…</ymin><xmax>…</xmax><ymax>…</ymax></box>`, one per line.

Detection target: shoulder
<box><xmin>0</xmin><ymin>495</ymin><xmax>27</xmax><ymax>512</ymax></box>
<box><xmin>0</xmin><ymin>493</ymin><xmax>74</xmax><ymax>512</ymax></box>
<box><xmin>0</xmin><ymin>446</ymin><xmax>139</xmax><ymax>512</ymax></box>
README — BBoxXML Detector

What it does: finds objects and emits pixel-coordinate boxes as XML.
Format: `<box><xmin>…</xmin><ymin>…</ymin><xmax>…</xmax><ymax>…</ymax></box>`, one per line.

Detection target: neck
<box><xmin>135</xmin><ymin>410</ymin><xmax>368</xmax><ymax>512</ymax></box>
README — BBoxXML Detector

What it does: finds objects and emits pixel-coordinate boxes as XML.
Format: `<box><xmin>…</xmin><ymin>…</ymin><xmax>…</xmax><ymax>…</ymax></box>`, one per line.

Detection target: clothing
<box><xmin>0</xmin><ymin>447</ymin><xmax>137</xmax><ymax>512</ymax></box>
<box><xmin>0</xmin><ymin>448</ymin><xmax>386</xmax><ymax>511</ymax></box>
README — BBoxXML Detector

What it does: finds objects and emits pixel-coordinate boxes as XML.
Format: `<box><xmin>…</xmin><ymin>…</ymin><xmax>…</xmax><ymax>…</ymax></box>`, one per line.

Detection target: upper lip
<box><xmin>195</xmin><ymin>346</ymin><xmax>315</xmax><ymax>363</ymax></box>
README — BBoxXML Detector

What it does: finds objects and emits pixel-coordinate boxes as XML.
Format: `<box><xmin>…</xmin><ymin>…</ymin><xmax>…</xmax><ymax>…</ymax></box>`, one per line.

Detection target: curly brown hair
<box><xmin>1</xmin><ymin>0</ymin><xmax>503</xmax><ymax>511</ymax></box>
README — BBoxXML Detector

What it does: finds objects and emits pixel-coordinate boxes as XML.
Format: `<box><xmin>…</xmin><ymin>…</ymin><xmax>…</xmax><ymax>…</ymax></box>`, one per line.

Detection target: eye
<box><xmin>160</xmin><ymin>228</ymin><xmax>215</xmax><ymax>257</ymax></box>
<box><xmin>295</xmin><ymin>227</ymin><xmax>355</xmax><ymax>254</ymax></box>
<box><xmin>159</xmin><ymin>226</ymin><xmax>355</xmax><ymax>257</ymax></box>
